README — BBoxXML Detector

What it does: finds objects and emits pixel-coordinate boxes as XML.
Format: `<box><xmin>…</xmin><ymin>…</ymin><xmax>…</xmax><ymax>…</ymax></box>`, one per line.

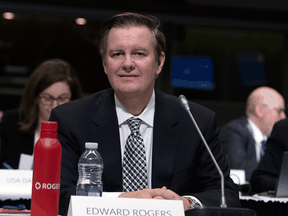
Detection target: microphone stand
<box><xmin>179</xmin><ymin>95</ymin><xmax>256</xmax><ymax>216</ymax></box>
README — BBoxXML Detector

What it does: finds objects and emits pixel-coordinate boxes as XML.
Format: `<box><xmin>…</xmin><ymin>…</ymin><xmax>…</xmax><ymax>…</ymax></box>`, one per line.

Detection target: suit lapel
<box><xmin>243</xmin><ymin>116</ymin><xmax>258</xmax><ymax>161</ymax></box>
<box><xmin>152</xmin><ymin>91</ymin><xmax>180</xmax><ymax>188</ymax></box>
<box><xmin>90</xmin><ymin>90</ymin><xmax>123</xmax><ymax>192</ymax></box>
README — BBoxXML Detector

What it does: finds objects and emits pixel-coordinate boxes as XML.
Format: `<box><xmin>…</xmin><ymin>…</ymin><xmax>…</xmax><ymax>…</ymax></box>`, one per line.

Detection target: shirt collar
<box><xmin>115</xmin><ymin>90</ymin><xmax>155</xmax><ymax>127</ymax></box>
<box><xmin>247</xmin><ymin>118</ymin><xmax>267</xmax><ymax>143</ymax></box>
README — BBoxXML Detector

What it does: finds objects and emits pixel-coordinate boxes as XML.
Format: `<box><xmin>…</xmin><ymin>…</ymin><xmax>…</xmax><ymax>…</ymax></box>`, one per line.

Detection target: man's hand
<box><xmin>118</xmin><ymin>187</ymin><xmax>191</xmax><ymax>211</ymax></box>
<box><xmin>118</xmin><ymin>188</ymin><xmax>160</xmax><ymax>199</ymax></box>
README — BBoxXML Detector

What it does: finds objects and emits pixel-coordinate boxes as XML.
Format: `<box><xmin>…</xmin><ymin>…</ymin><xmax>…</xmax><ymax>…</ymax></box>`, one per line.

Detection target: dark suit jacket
<box><xmin>0</xmin><ymin>109</ymin><xmax>34</xmax><ymax>169</ymax></box>
<box><xmin>219</xmin><ymin>116</ymin><xmax>257</xmax><ymax>181</ymax></box>
<box><xmin>49</xmin><ymin>89</ymin><xmax>240</xmax><ymax>215</ymax></box>
<box><xmin>250</xmin><ymin>118</ymin><xmax>288</xmax><ymax>193</ymax></box>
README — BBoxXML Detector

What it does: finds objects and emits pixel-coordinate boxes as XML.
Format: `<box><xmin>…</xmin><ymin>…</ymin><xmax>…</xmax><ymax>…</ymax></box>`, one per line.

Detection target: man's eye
<box><xmin>111</xmin><ymin>53</ymin><xmax>122</xmax><ymax>57</ymax></box>
<box><xmin>134</xmin><ymin>52</ymin><xmax>145</xmax><ymax>56</ymax></box>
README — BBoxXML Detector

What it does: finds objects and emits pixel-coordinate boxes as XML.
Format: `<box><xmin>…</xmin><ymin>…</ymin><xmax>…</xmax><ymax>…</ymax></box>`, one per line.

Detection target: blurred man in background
<box><xmin>219</xmin><ymin>86</ymin><xmax>286</xmax><ymax>181</ymax></box>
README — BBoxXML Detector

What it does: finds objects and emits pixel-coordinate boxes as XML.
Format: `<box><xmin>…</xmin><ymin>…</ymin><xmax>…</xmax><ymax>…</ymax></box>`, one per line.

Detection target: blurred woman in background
<box><xmin>0</xmin><ymin>58</ymin><xmax>83</xmax><ymax>169</ymax></box>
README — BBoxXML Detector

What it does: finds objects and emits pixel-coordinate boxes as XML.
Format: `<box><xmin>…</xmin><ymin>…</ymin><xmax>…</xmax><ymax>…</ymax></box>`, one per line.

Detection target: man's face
<box><xmin>261</xmin><ymin>95</ymin><xmax>286</xmax><ymax>135</ymax></box>
<box><xmin>103</xmin><ymin>25</ymin><xmax>165</xmax><ymax>97</ymax></box>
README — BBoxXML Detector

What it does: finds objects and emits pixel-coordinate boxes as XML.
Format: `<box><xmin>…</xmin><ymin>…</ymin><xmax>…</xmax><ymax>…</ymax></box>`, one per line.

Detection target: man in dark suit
<box><xmin>50</xmin><ymin>12</ymin><xmax>240</xmax><ymax>215</ymax></box>
<box><xmin>219</xmin><ymin>87</ymin><xmax>285</xmax><ymax>181</ymax></box>
<box><xmin>250</xmin><ymin>118</ymin><xmax>288</xmax><ymax>192</ymax></box>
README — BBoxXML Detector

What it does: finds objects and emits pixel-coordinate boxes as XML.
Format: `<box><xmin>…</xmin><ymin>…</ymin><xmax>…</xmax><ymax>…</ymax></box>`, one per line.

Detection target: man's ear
<box><xmin>103</xmin><ymin>59</ymin><xmax>107</xmax><ymax>75</ymax></box>
<box><xmin>255</xmin><ymin>104</ymin><xmax>264</xmax><ymax>118</ymax></box>
<box><xmin>156</xmin><ymin>51</ymin><xmax>165</xmax><ymax>76</ymax></box>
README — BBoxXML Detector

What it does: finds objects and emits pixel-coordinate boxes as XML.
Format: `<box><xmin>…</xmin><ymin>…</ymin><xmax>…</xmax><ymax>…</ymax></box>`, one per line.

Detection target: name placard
<box><xmin>0</xmin><ymin>170</ymin><xmax>32</xmax><ymax>200</ymax></box>
<box><xmin>67</xmin><ymin>196</ymin><xmax>185</xmax><ymax>216</ymax></box>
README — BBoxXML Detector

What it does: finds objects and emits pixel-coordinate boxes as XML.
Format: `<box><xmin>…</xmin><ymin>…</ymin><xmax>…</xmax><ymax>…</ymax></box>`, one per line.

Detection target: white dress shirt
<box><xmin>115</xmin><ymin>91</ymin><xmax>155</xmax><ymax>189</ymax></box>
<box><xmin>247</xmin><ymin>118</ymin><xmax>267</xmax><ymax>162</ymax></box>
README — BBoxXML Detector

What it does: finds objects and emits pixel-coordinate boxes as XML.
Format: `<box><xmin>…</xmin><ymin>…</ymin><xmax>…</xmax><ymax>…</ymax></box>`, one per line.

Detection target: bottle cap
<box><xmin>41</xmin><ymin>121</ymin><xmax>58</xmax><ymax>132</ymax></box>
<box><xmin>85</xmin><ymin>142</ymin><xmax>98</xmax><ymax>149</ymax></box>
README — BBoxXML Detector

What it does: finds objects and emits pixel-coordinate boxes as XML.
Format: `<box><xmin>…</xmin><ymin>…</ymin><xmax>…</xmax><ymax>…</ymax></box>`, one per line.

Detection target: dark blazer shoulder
<box><xmin>56</xmin><ymin>89</ymin><xmax>113</xmax><ymax>112</ymax></box>
<box><xmin>156</xmin><ymin>91</ymin><xmax>218</xmax><ymax>135</ymax></box>
<box><xmin>155</xmin><ymin>90</ymin><xmax>215</xmax><ymax>118</ymax></box>
<box><xmin>52</xmin><ymin>89</ymin><xmax>114</xmax><ymax>121</ymax></box>
<box><xmin>221</xmin><ymin>116</ymin><xmax>248</xmax><ymax>130</ymax></box>
<box><xmin>219</xmin><ymin>116</ymin><xmax>252</xmax><ymax>141</ymax></box>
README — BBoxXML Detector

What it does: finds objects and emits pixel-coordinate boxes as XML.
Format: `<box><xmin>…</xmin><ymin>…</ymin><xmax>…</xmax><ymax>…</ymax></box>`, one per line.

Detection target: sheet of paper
<box><xmin>18</xmin><ymin>154</ymin><xmax>33</xmax><ymax>170</ymax></box>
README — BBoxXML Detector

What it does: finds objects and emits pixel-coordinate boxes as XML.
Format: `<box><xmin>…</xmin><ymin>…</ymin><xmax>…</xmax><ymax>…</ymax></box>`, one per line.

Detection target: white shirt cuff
<box><xmin>182</xmin><ymin>195</ymin><xmax>204</xmax><ymax>207</ymax></box>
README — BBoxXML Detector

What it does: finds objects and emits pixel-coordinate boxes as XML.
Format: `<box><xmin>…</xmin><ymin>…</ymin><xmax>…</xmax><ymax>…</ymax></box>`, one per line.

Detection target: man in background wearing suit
<box><xmin>219</xmin><ymin>87</ymin><xmax>286</xmax><ymax>181</ymax></box>
<box><xmin>50</xmin><ymin>12</ymin><xmax>240</xmax><ymax>215</ymax></box>
<box><xmin>251</xmin><ymin>118</ymin><xmax>288</xmax><ymax>193</ymax></box>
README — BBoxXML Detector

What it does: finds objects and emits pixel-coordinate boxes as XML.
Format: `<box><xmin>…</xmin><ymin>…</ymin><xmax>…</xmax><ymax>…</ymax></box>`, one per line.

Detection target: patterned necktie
<box><xmin>122</xmin><ymin>117</ymin><xmax>148</xmax><ymax>192</ymax></box>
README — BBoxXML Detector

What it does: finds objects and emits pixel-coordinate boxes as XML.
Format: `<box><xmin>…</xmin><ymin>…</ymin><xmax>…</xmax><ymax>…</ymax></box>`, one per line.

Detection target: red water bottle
<box><xmin>31</xmin><ymin>121</ymin><xmax>61</xmax><ymax>216</ymax></box>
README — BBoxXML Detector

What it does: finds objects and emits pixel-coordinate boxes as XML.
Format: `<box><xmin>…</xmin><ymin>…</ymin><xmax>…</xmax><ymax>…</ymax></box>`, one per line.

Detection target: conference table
<box><xmin>1</xmin><ymin>182</ymin><xmax>288</xmax><ymax>216</ymax></box>
<box><xmin>1</xmin><ymin>196</ymin><xmax>287</xmax><ymax>216</ymax></box>
<box><xmin>240</xmin><ymin>194</ymin><xmax>288</xmax><ymax>216</ymax></box>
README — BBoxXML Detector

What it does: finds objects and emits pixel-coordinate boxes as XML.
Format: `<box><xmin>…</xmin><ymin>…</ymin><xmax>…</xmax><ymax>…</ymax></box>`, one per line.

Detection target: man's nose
<box><xmin>122</xmin><ymin>55</ymin><xmax>135</xmax><ymax>73</ymax></box>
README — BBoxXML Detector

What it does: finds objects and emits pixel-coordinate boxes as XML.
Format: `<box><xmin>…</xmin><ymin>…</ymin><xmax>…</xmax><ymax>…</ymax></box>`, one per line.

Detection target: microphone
<box><xmin>178</xmin><ymin>95</ymin><xmax>256</xmax><ymax>216</ymax></box>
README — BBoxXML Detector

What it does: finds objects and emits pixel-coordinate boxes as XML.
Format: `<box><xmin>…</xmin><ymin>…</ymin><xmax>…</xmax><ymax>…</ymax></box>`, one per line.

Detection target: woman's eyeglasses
<box><xmin>39</xmin><ymin>95</ymin><xmax>71</xmax><ymax>106</ymax></box>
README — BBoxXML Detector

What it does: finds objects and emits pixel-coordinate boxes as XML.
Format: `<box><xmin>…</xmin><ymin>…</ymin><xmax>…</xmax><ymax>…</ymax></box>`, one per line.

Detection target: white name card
<box><xmin>0</xmin><ymin>170</ymin><xmax>32</xmax><ymax>200</ymax></box>
<box><xmin>67</xmin><ymin>196</ymin><xmax>185</xmax><ymax>216</ymax></box>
